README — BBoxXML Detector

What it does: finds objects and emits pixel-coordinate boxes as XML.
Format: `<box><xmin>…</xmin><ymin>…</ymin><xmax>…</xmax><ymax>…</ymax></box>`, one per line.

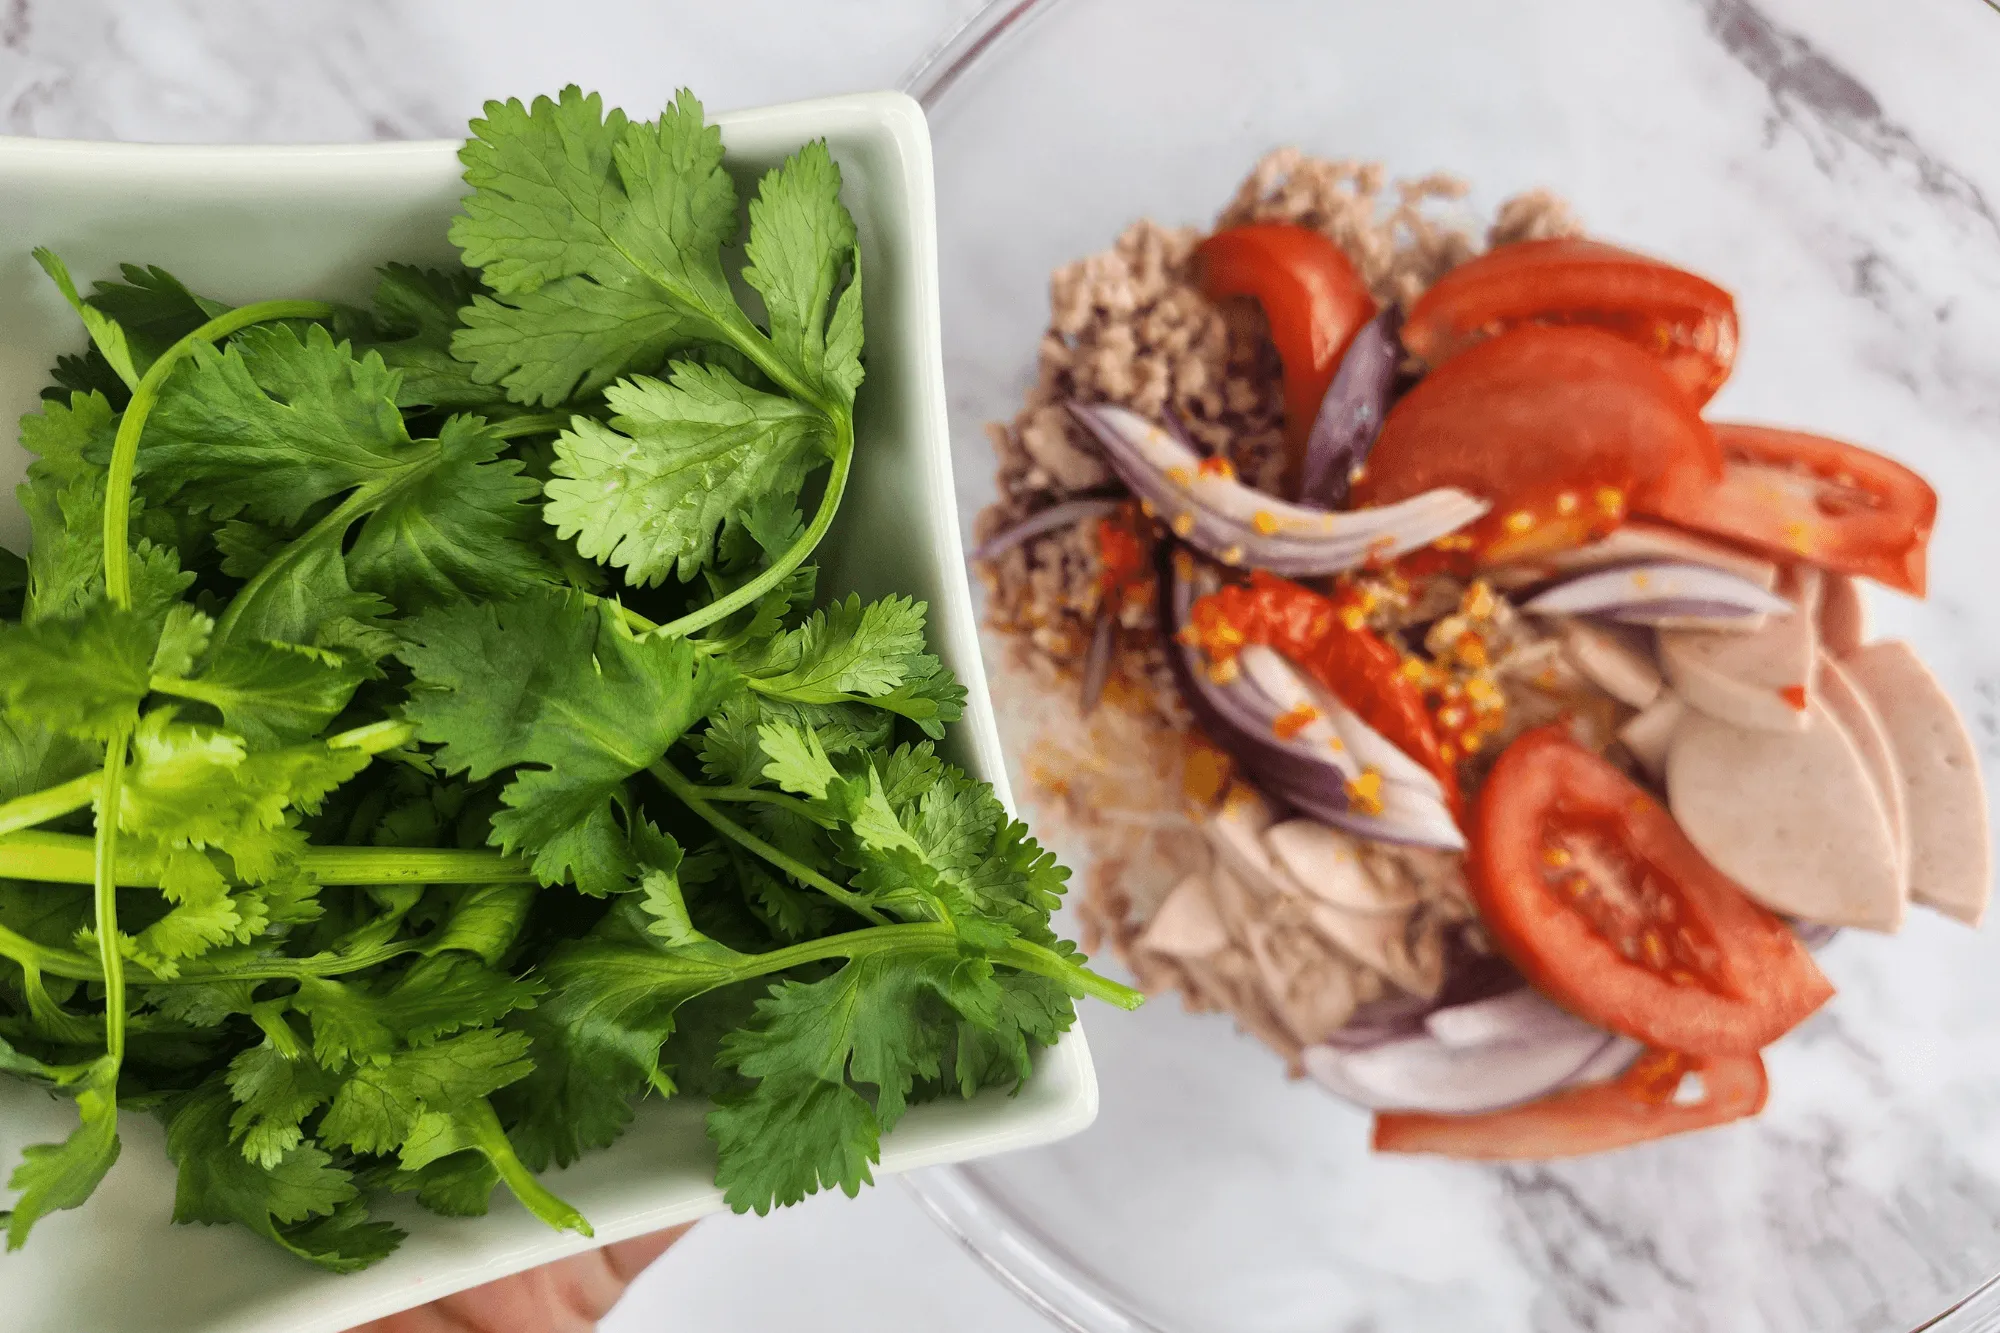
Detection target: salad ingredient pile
<box><xmin>0</xmin><ymin>86</ymin><xmax>1135</xmax><ymax>1272</ymax></box>
<box><xmin>974</xmin><ymin>148</ymin><xmax>1984</xmax><ymax>1160</ymax></box>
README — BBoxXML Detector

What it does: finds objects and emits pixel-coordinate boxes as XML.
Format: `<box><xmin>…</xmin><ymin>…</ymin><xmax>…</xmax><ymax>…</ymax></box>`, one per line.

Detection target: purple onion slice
<box><xmin>1302</xmin><ymin>1024</ymin><xmax>1618</xmax><ymax>1115</ymax></box>
<box><xmin>1070</xmin><ymin>402</ymin><xmax>1486</xmax><ymax>576</ymax></box>
<box><xmin>1521</xmin><ymin>561</ymin><xmax>1793</xmax><ymax>625</ymax></box>
<box><xmin>971</xmin><ymin>496</ymin><xmax>1121</xmax><ymax>562</ymax></box>
<box><xmin>1079</xmin><ymin>611</ymin><xmax>1116</xmax><ymax>715</ymax></box>
<box><xmin>1160</xmin><ymin>558</ymin><xmax>1463</xmax><ymax>850</ymax></box>
<box><xmin>1299</xmin><ymin>308</ymin><xmax>1402</xmax><ymax>509</ymax></box>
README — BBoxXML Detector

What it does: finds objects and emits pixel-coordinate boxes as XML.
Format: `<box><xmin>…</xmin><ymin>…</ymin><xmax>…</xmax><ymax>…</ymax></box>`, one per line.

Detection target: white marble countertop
<box><xmin>0</xmin><ymin>3</ymin><xmax>1044</xmax><ymax>1330</ymax></box>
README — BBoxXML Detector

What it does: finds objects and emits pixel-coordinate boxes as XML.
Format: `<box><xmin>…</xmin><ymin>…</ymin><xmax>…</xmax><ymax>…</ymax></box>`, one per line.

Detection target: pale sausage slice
<box><xmin>1818</xmin><ymin>657</ymin><xmax>1908</xmax><ymax>875</ymax></box>
<box><xmin>1560</xmin><ymin>620</ymin><xmax>1663</xmax><ymax>709</ymax></box>
<box><xmin>1202</xmin><ymin>784</ymin><xmax>1278</xmax><ymax>897</ymax></box>
<box><xmin>1843</xmin><ymin>641</ymin><xmax>1992</xmax><ymax>926</ymax></box>
<box><xmin>1658</xmin><ymin>566</ymin><xmax>1820</xmax><ymax>732</ymax></box>
<box><xmin>1617</xmin><ymin>693</ymin><xmax>1684</xmax><ymax>780</ymax></box>
<box><xmin>1488</xmin><ymin>520</ymin><xmax>1780</xmax><ymax>591</ymax></box>
<box><xmin>1139</xmin><ymin>873</ymin><xmax>1231</xmax><ymax>958</ymax></box>
<box><xmin>1263</xmin><ymin>819</ymin><xmax>1417</xmax><ymax>913</ymax></box>
<box><xmin>1665</xmin><ymin>697</ymin><xmax>1905</xmax><ymax>932</ymax></box>
<box><xmin>1819</xmin><ymin>574</ymin><xmax>1868</xmax><ymax>657</ymax></box>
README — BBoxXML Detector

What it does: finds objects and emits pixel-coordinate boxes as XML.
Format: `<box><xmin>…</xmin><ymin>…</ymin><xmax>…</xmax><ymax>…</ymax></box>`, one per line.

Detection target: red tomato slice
<box><xmin>1350</xmin><ymin>326</ymin><xmax>1723</xmax><ymax>562</ymax></box>
<box><xmin>1637</xmin><ymin>423</ymin><xmax>1938</xmax><ymax>596</ymax></box>
<box><xmin>1372</xmin><ymin>1048</ymin><xmax>1767</xmax><ymax>1160</ymax></box>
<box><xmin>1402</xmin><ymin>238</ymin><xmax>1739</xmax><ymax>404</ymax></box>
<box><xmin>1196</xmin><ymin>224</ymin><xmax>1377</xmax><ymax>485</ymax></box>
<box><xmin>1471</xmin><ymin>726</ymin><xmax>1832</xmax><ymax>1056</ymax></box>
<box><xmin>1187</xmin><ymin>570</ymin><xmax>1458</xmax><ymax>806</ymax></box>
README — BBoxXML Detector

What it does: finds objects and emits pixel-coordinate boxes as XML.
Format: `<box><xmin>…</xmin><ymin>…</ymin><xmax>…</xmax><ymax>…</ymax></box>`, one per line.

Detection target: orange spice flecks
<box><xmin>1272</xmin><ymin>703</ymin><xmax>1320</xmax><ymax>741</ymax></box>
<box><xmin>1197</xmin><ymin>455</ymin><xmax>1237</xmax><ymax>480</ymax></box>
<box><xmin>1181</xmin><ymin>738</ymin><xmax>1232</xmax><ymax>808</ymax></box>
<box><xmin>1778</xmin><ymin>683</ymin><xmax>1808</xmax><ymax>711</ymax></box>
<box><xmin>1345</xmin><ymin>770</ymin><xmax>1385</xmax><ymax>816</ymax></box>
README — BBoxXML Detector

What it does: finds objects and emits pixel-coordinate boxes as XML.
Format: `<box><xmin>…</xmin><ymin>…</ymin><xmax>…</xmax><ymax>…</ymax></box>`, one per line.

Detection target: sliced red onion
<box><xmin>1791</xmin><ymin>920</ymin><xmax>1841</xmax><ymax>950</ymax></box>
<box><xmin>1162</xmin><ymin>563</ymin><xmax>1464</xmax><ymax>850</ymax></box>
<box><xmin>1295</xmin><ymin>675</ymin><xmax>1447</xmax><ymax>804</ymax></box>
<box><xmin>1069</xmin><ymin>402</ymin><xmax>1486</xmax><ymax>576</ymax></box>
<box><xmin>970</xmin><ymin>496</ymin><xmax>1121</xmax><ymax>562</ymax></box>
<box><xmin>1302</xmin><ymin>1025</ymin><xmax>1618</xmax><ymax>1115</ymax></box>
<box><xmin>1299</xmin><ymin>308</ymin><xmax>1402</xmax><ymax>509</ymax></box>
<box><xmin>1424</xmin><ymin>987</ymin><xmax>1593</xmax><ymax>1050</ymax></box>
<box><xmin>1079</xmin><ymin>612</ymin><xmax>1116</xmax><ymax>714</ymax></box>
<box><xmin>1565</xmin><ymin>1036</ymin><xmax>1644</xmax><ymax>1087</ymax></box>
<box><xmin>1522</xmin><ymin>562</ymin><xmax>1793</xmax><ymax>626</ymax></box>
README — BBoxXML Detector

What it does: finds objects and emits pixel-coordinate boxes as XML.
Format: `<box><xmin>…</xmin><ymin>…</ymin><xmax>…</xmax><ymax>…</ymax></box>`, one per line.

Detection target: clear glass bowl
<box><xmin>900</xmin><ymin>1</ymin><xmax>2000</xmax><ymax>1330</ymax></box>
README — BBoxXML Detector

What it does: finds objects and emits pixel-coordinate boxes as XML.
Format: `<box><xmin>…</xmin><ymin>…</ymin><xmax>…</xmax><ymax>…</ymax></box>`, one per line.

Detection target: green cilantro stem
<box><xmin>464</xmin><ymin>1097</ymin><xmax>593</xmax><ymax>1237</ymax></box>
<box><xmin>207</xmin><ymin>484</ymin><xmax>376</xmax><ymax>651</ymax></box>
<box><xmin>647</xmin><ymin>414</ymin><xmax>854</xmax><ymax>642</ymax></box>
<box><xmin>0</xmin><ymin>771</ymin><xmax>99</xmax><ymax>838</ymax></box>
<box><xmin>684</xmin><ymin>785</ymin><xmax>835</xmax><ymax>827</ymax></box>
<box><xmin>86</xmin><ymin>295</ymin><xmax>338</xmax><ymax>1095</ymax></box>
<box><xmin>712</xmin><ymin>922</ymin><xmax>1143</xmax><ymax>1011</ymax></box>
<box><xmin>101</xmin><ymin>299</ymin><xmax>337</xmax><ymax>604</ymax></box>
<box><xmin>89</xmin><ymin>735</ymin><xmax>129</xmax><ymax>1061</ymax></box>
<box><xmin>0</xmin><ymin>831</ymin><xmax>532</xmax><ymax>889</ymax></box>
<box><xmin>646</xmin><ymin>757</ymin><xmax>888</xmax><ymax>926</ymax></box>
<box><xmin>487</xmin><ymin>412</ymin><xmax>574</xmax><ymax>440</ymax></box>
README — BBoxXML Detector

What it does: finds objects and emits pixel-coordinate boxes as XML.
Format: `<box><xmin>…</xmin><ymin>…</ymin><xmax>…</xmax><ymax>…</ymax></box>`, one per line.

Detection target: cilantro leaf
<box><xmin>757</xmin><ymin>720</ymin><xmax>838</xmax><ymax>800</ymax></box>
<box><xmin>225</xmin><ymin>1041</ymin><xmax>341</xmax><ymax>1169</ymax></box>
<box><xmin>165</xmin><ymin>1080</ymin><xmax>402</xmax><ymax>1273</ymax></box>
<box><xmin>709</xmin><ymin>947</ymin><xmax>999</xmax><ymax>1214</ymax></box>
<box><xmin>119</xmin><ymin>711</ymin><xmax>371</xmax><ymax>883</ymax></box>
<box><xmin>399</xmin><ymin>591</ymin><xmax>734</xmax><ymax>888</ymax></box>
<box><xmin>742</xmin><ymin>140</ymin><xmax>865</xmax><ymax>407</ymax></box>
<box><xmin>75</xmin><ymin>262</ymin><xmax>232</xmax><ymax>372</ymax></box>
<box><xmin>343</xmin><ymin>415</ymin><xmax>554</xmax><ymax>612</ymax></box>
<box><xmin>212</xmin><ymin>526</ymin><xmax>396</xmax><ymax>657</ymax></box>
<box><xmin>33</xmin><ymin>250</ymin><xmax>140</xmax><ymax>389</ymax></box>
<box><xmin>3</xmin><ymin>1054</ymin><xmax>121</xmax><ymax>1248</ymax></box>
<box><xmin>0</xmin><ymin>599</ymin><xmax>157</xmax><ymax>741</ymax></box>
<box><xmin>317</xmin><ymin>1028</ymin><xmax>536</xmax><ymax>1156</ymax></box>
<box><xmin>501</xmin><ymin>933</ymin><xmax>746</xmax><ymax>1170</ymax></box>
<box><xmin>293</xmin><ymin>954</ymin><xmax>543</xmax><ymax>1070</ymax></box>
<box><xmin>736</xmin><ymin>595</ymin><xmax>965</xmax><ymax>737</ymax></box>
<box><xmin>152</xmin><ymin>635</ymin><xmax>369</xmax><ymax>749</ymax></box>
<box><xmin>138</xmin><ymin>323</ymin><xmax>411</xmax><ymax>525</ymax></box>
<box><xmin>450</xmin><ymin>87</ymin><xmax>742</xmax><ymax>405</ymax></box>
<box><xmin>353</xmin><ymin>264</ymin><xmax>512</xmax><ymax>412</ymax></box>
<box><xmin>545</xmin><ymin>366</ymin><xmax>828</xmax><ymax>586</ymax></box>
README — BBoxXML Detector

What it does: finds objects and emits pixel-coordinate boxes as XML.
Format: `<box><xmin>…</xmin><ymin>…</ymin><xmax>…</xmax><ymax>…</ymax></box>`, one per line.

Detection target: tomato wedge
<box><xmin>1187</xmin><ymin>570</ymin><xmax>1458</xmax><ymax>805</ymax></box>
<box><xmin>1373</xmin><ymin>1048</ymin><xmax>1767</xmax><ymax>1160</ymax></box>
<box><xmin>1349</xmin><ymin>326</ymin><xmax>1723</xmax><ymax>563</ymax></box>
<box><xmin>1196</xmin><ymin>224</ymin><xmax>1377</xmax><ymax>484</ymax></box>
<box><xmin>1402</xmin><ymin>237</ymin><xmax>1739</xmax><ymax>404</ymax></box>
<box><xmin>1637</xmin><ymin>423</ymin><xmax>1938</xmax><ymax>596</ymax></box>
<box><xmin>1471</xmin><ymin>726</ymin><xmax>1832</xmax><ymax>1056</ymax></box>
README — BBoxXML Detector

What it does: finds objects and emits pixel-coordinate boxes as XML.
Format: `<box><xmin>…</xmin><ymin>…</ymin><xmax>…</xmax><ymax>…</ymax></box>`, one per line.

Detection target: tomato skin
<box><xmin>1188</xmin><ymin>570</ymin><xmax>1458</xmax><ymax>805</ymax></box>
<box><xmin>1350</xmin><ymin>326</ymin><xmax>1723</xmax><ymax>560</ymax></box>
<box><xmin>1638</xmin><ymin>423</ymin><xmax>1938</xmax><ymax>596</ymax></box>
<box><xmin>1402</xmin><ymin>238</ymin><xmax>1739</xmax><ymax>404</ymax></box>
<box><xmin>1372</xmin><ymin>1049</ymin><xmax>1767</xmax><ymax>1160</ymax></box>
<box><xmin>1196</xmin><ymin>224</ymin><xmax>1377</xmax><ymax>482</ymax></box>
<box><xmin>1471</xmin><ymin>726</ymin><xmax>1832</xmax><ymax>1057</ymax></box>
<box><xmin>1094</xmin><ymin>515</ymin><xmax>1147</xmax><ymax>593</ymax></box>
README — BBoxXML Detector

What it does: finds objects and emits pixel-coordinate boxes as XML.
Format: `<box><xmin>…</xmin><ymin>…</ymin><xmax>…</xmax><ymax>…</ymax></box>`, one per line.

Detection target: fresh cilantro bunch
<box><xmin>0</xmin><ymin>86</ymin><xmax>1138</xmax><ymax>1272</ymax></box>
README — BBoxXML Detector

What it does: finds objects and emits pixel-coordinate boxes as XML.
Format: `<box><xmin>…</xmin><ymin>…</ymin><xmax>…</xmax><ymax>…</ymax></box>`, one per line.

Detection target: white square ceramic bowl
<box><xmin>0</xmin><ymin>90</ymin><xmax>1097</xmax><ymax>1333</ymax></box>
